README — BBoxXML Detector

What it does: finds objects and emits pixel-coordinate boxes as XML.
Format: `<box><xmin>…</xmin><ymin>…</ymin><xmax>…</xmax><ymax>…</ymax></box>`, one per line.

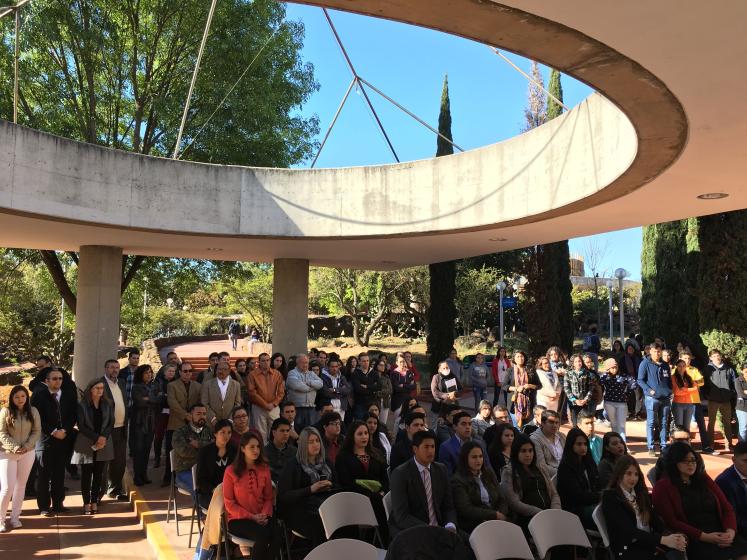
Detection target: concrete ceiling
<box><xmin>1</xmin><ymin>0</ymin><xmax>745</xmax><ymax>267</ymax></box>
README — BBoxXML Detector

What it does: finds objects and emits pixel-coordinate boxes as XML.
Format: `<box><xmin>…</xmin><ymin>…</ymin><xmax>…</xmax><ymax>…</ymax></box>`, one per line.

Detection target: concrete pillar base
<box><xmin>72</xmin><ymin>246</ymin><xmax>122</xmax><ymax>387</ymax></box>
<box><xmin>272</xmin><ymin>258</ymin><xmax>309</xmax><ymax>356</ymax></box>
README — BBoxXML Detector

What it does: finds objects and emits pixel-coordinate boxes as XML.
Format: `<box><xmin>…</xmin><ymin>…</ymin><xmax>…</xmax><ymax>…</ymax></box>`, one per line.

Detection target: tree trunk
<box><xmin>39</xmin><ymin>250</ymin><xmax>77</xmax><ymax>313</ymax></box>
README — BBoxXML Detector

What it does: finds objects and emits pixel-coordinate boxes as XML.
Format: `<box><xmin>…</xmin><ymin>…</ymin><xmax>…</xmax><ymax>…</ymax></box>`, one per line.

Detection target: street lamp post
<box><xmin>614</xmin><ymin>268</ymin><xmax>629</xmax><ymax>343</ymax></box>
<box><xmin>606</xmin><ymin>279</ymin><xmax>614</xmax><ymax>348</ymax></box>
<box><xmin>496</xmin><ymin>281</ymin><xmax>506</xmax><ymax>347</ymax></box>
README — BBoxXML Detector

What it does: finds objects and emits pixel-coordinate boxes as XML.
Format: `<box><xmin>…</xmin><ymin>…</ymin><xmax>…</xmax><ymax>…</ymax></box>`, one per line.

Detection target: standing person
<box><xmin>736</xmin><ymin>365</ymin><xmax>747</xmax><ymax>443</ymax></box>
<box><xmin>318</xmin><ymin>357</ymin><xmax>351</xmax><ymax>421</ymax></box>
<box><xmin>564</xmin><ymin>354</ymin><xmax>597</xmax><ymax>426</ymax></box>
<box><xmin>619</xmin><ymin>342</ymin><xmax>643</xmax><ymax>419</ymax></box>
<box><xmin>285</xmin><ymin>354</ymin><xmax>323</xmax><ymax>431</ymax></box>
<box><xmin>637</xmin><ymin>344</ymin><xmax>673</xmax><ymax>457</ymax></box>
<box><xmin>582</xmin><ymin>325</ymin><xmax>602</xmax><ymax>369</ymax></box>
<box><xmin>468</xmin><ymin>354</ymin><xmax>490</xmax><ymax>412</ymax></box>
<box><xmin>119</xmin><ymin>350</ymin><xmax>140</xmax><ymax>405</ymax></box>
<box><xmin>153</xmin><ymin>363</ymin><xmax>177</xmax><ymax>472</ymax></box>
<box><xmin>430</xmin><ymin>361</ymin><xmax>462</xmax><ymax>422</ymax></box>
<box><xmin>491</xmin><ymin>347</ymin><xmax>511</xmax><ymax>407</ymax></box>
<box><xmin>201</xmin><ymin>362</ymin><xmax>242</xmax><ymax>424</ymax></box>
<box><xmin>223</xmin><ymin>431</ymin><xmax>279</xmax><ymax>560</ymax></box>
<box><xmin>375</xmin><ymin>360</ymin><xmax>393</xmax><ymax>426</ymax></box>
<box><xmin>228</xmin><ymin>319</ymin><xmax>241</xmax><ymax>351</ymax></box>
<box><xmin>557</xmin><ymin>427</ymin><xmax>601</xmax><ymax>528</ymax></box>
<box><xmin>602</xmin><ymin>455</ymin><xmax>687</xmax><ymax>560</ymax></box>
<box><xmin>671</xmin><ymin>359</ymin><xmax>699</xmax><ymax>432</ymax></box>
<box><xmin>505</xmin><ymin>351</ymin><xmax>538</xmax><ymax>428</ymax></box>
<box><xmin>704</xmin><ymin>349</ymin><xmax>737</xmax><ymax>452</ymax></box>
<box><xmin>390</xmin><ymin>353</ymin><xmax>417</xmax><ymax>428</ymax></box>
<box><xmin>234</xmin><ymin>359</ymin><xmax>251</xmax><ymax>409</ymax></box>
<box><xmin>129</xmin><ymin>365</ymin><xmax>161</xmax><ymax>486</ymax></box>
<box><xmin>446</xmin><ymin>349</ymin><xmax>465</xmax><ymax>384</ymax></box>
<box><xmin>163</xmin><ymin>362</ymin><xmax>200</xmax><ymax>486</ymax></box>
<box><xmin>535</xmin><ymin>356</ymin><xmax>562</xmax><ymax>413</ymax></box>
<box><xmin>102</xmin><ymin>359</ymin><xmax>128</xmax><ymax>502</ymax></box>
<box><xmin>530</xmin><ymin>410</ymin><xmax>566</xmax><ymax>478</ymax></box>
<box><xmin>72</xmin><ymin>379</ymin><xmax>114</xmax><ymax>514</ymax></box>
<box><xmin>681</xmin><ymin>352</ymin><xmax>713</xmax><ymax>453</ymax></box>
<box><xmin>0</xmin><ymin>386</ymin><xmax>40</xmax><ymax>531</ymax></box>
<box><xmin>652</xmin><ymin>442</ymin><xmax>747</xmax><ymax>560</ymax></box>
<box><xmin>599</xmin><ymin>358</ymin><xmax>630</xmax><ymax>441</ymax></box>
<box><xmin>403</xmin><ymin>351</ymin><xmax>421</xmax><ymax>398</ymax></box>
<box><xmin>270</xmin><ymin>353</ymin><xmax>287</xmax><ymax>379</ymax></box>
<box><xmin>597</xmin><ymin>431</ymin><xmax>628</xmax><ymax>488</ymax></box>
<box><xmin>351</xmin><ymin>352</ymin><xmax>380</xmax><ymax>420</ymax></box>
<box><xmin>247</xmin><ymin>353</ymin><xmax>285</xmax><ymax>442</ymax></box>
<box><xmin>342</xmin><ymin>356</ymin><xmax>358</xmax><ymax>383</ymax></box>
<box><xmin>547</xmin><ymin>346</ymin><xmax>570</xmax><ymax>423</ymax></box>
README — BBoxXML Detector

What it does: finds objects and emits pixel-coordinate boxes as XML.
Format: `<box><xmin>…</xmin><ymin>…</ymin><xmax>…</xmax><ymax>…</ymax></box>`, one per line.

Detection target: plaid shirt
<box><xmin>563</xmin><ymin>368</ymin><xmax>597</xmax><ymax>403</ymax></box>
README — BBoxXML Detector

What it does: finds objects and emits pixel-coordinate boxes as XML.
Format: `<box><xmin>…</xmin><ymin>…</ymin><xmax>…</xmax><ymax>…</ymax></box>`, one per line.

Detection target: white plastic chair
<box><xmin>469</xmin><ymin>520</ymin><xmax>534</xmax><ymax>560</ymax></box>
<box><xmin>304</xmin><ymin>539</ymin><xmax>379</xmax><ymax>560</ymax></box>
<box><xmin>528</xmin><ymin>509</ymin><xmax>592</xmax><ymax>560</ymax></box>
<box><xmin>382</xmin><ymin>491</ymin><xmax>392</xmax><ymax>520</ymax></box>
<box><xmin>318</xmin><ymin>491</ymin><xmax>383</xmax><ymax>546</ymax></box>
<box><xmin>591</xmin><ymin>504</ymin><xmax>615</xmax><ymax>560</ymax></box>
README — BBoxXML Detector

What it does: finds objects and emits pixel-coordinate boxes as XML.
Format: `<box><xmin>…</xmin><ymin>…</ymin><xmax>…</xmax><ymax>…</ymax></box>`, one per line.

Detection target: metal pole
<box><xmin>173</xmin><ymin>0</ymin><xmax>218</xmax><ymax>159</ymax></box>
<box><xmin>618</xmin><ymin>277</ymin><xmax>625</xmax><ymax>344</ymax></box>
<box><xmin>13</xmin><ymin>6</ymin><xmax>19</xmax><ymax>123</ymax></box>
<box><xmin>499</xmin><ymin>285</ymin><xmax>505</xmax><ymax>348</ymax></box>
<box><xmin>608</xmin><ymin>284</ymin><xmax>614</xmax><ymax>348</ymax></box>
<box><xmin>311</xmin><ymin>77</ymin><xmax>356</xmax><ymax>168</ymax></box>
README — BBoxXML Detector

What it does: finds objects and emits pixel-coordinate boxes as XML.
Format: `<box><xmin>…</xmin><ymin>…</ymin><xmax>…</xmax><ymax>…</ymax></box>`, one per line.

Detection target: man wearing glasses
<box><xmin>163</xmin><ymin>362</ymin><xmax>201</xmax><ymax>486</ymax></box>
<box><xmin>31</xmin><ymin>368</ymin><xmax>77</xmax><ymax>516</ymax></box>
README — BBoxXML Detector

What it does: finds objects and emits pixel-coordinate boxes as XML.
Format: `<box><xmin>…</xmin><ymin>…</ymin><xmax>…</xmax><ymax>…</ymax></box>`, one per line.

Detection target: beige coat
<box><xmin>167</xmin><ymin>380</ymin><xmax>202</xmax><ymax>431</ymax></box>
<box><xmin>530</xmin><ymin>429</ymin><xmax>566</xmax><ymax>478</ymax></box>
<box><xmin>0</xmin><ymin>406</ymin><xmax>41</xmax><ymax>453</ymax></box>
<box><xmin>201</xmin><ymin>377</ymin><xmax>242</xmax><ymax>422</ymax></box>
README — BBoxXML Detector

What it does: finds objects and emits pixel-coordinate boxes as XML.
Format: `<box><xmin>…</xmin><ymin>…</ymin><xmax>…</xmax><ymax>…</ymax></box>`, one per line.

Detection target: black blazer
<box><xmin>335</xmin><ymin>450</ymin><xmax>389</xmax><ymax>496</ymax></box>
<box><xmin>557</xmin><ymin>458</ymin><xmax>601</xmax><ymax>518</ymax></box>
<box><xmin>101</xmin><ymin>375</ymin><xmax>128</xmax><ymax>425</ymax></box>
<box><xmin>29</xmin><ymin>367</ymin><xmax>76</xmax><ymax>395</ymax></box>
<box><xmin>129</xmin><ymin>382</ymin><xmax>161</xmax><ymax>434</ymax></box>
<box><xmin>352</xmin><ymin>368</ymin><xmax>381</xmax><ymax>407</ymax></box>
<box><xmin>196</xmin><ymin>442</ymin><xmax>237</xmax><ymax>502</ymax></box>
<box><xmin>30</xmin><ymin>386</ymin><xmax>77</xmax><ymax>449</ymax></box>
<box><xmin>389</xmin><ymin>437</ymin><xmax>414</xmax><ymax>472</ymax></box>
<box><xmin>389</xmin><ymin>459</ymin><xmax>456</xmax><ymax>538</ymax></box>
<box><xmin>451</xmin><ymin>470</ymin><xmax>507</xmax><ymax>533</ymax></box>
<box><xmin>601</xmin><ymin>488</ymin><xmax>666</xmax><ymax>560</ymax></box>
<box><xmin>277</xmin><ymin>456</ymin><xmax>339</xmax><ymax>516</ymax></box>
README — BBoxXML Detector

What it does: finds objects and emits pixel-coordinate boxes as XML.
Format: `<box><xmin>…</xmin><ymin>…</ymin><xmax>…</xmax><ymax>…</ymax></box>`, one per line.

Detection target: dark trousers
<box><xmin>695</xmin><ymin>403</ymin><xmax>711</xmax><ymax>448</ymax></box>
<box><xmin>36</xmin><ymin>444</ymin><xmax>67</xmax><ymax>511</ymax></box>
<box><xmin>132</xmin><ymin>430</ymin><xmax>154</xmax><ymax>483</ymax></box>
<box><xmin>708</xmin><ymin>400</ymin><xmax>733</xmax><ymax>445</ymax></box>
<box><xmin>153</xmin><ymin>413</ymin><xmax>169</xmax><ymax>461</ymax></box>
<box><xmin>106</xmin><ymin>426</ymin><xmax>127</xmax><ymax>496</ymax></box>
<box><xmin>161</xmin><ymin>430</ymin><xmax>174</xmax><ymax>483</ymax></box>
<box><xmin>227</xmin><ymin>517</ymin><xmax>280</xmax><ymax>560</ymax></box>
<box><xmin>81</xmin><ymin>461</ymin><xmax>106</xmax><ymax>504</ymax></box>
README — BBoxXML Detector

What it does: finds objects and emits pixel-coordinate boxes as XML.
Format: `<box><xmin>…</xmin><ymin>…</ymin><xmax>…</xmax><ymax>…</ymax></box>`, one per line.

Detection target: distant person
<box><xmin>704</xmin><ymin>350</ymin><xmax>737</xmax><ymax>453</ymax></box>
<box><xmin>582</xmin><ymin>325</ymin><xmax>602</xmax><ymax>368</ymax></box>
<box><xmin>201</xmin><ymin>362</ymin><xmax>242</xmax><ymax>424</ymax></box>
<box><xmin>637</xmin><ymin>343</ymin><xmax>672</xmax><ymax>456</ymax></box>
<box><xmin>101</xmin><ymin>359</ymin><xmax>128</xmax><ymax>501</ymax></box>
<box><xmin>119</xmin><ymin>350</ymin><xmax>140</xmax><ymax>405</ymax></box>
<box><xmin>564</xmin><ymin>353</ymin><xmax>598</xmax><ymax>426</ymax></box>
<box><xmin>468</xmin><ymin>354</ymin><xmax>490</xmax><ymax>412</ymax></box>
<box><xmin>129</xmin><ymin>365</ymin><xmax>161</xmax><ymax>486</ymax></box>
<box><xmin>163</xmin><ymin>362</ymin><xmax>200</xmax><ymax>486</ymax></box>
<box><xmin>491</xmin><ymin>346</ymin><xmax>512</xmax><ymax>407</ymax></box>
<box><xmin>352</xmin><ymin>352</ymin><xmax>380</xmax><ymax>420</ymax></box>
<box><xmin>431</xmin><ymin>361</ymin><xmax>462</xmax><ymax>421</ymax></box>
<box><xmin>285</xmin><ymin>354</ymin><xmax>323</xmax><ymax>431</ymax></box>
<box><xmin>535</xmin><ymin>356</ymin><xmax>562</xmax><ymax>413</ymax></box>
<box><xmin>599</xmin><ymin>358</ymin><xmax>631</xmax><ymax>440</ymax></box>
<box><xmin>318</xmin><ymin>357</ymin><xmax>351</xmax><ymax>420</ymax></box>
<box><xmin>228</xmin><ymin>319</ymin><xmax>241</xmax><ymax>351</ymax></box>
<box><xmin>247</xmin><ymin>353</ymin><xmax>285</xmax><ymax>442</ymax></box>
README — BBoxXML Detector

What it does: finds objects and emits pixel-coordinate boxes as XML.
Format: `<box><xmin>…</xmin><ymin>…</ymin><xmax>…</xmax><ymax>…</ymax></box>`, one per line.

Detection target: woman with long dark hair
<box><xmin>506</xmin><ymin>351</ymin><xmax>538</xmax><ymax>428</ymax></box>
<box><xmin>492</xmin><ymin>346</ymin><xmax>512</xmax><ymax>407</ymax></box>
<box><xmin>223</xmin><ymin>431</ymin><xmax>278</xmax><ymax>560</ymax></box>
<box><xmin>487</xmin><ymin>423</ymin><xmax>515</xmax><ymax>481</ymax></box>
<box><xmin>557</xmin><ymin>427</ymin><xmax>601</xmax><ymax>528</ymax></box>
<box><xmin>270</xmin><ymin>352</ymin><xmax>287</xmax><ymax>378</ymax></box>
<box><xmin>652</xmin><ymin>442</ymin><xmax>747</xmax><ymax>560</ymax></box>
<box><xmin>671</xmin><ymin>359</ymin><xmax>699</xmax><ymax>430</ymax></box>
<box><xmin>500</xmin><ymin>435</ymin><xmax>560</xmax><ymax>528</ymax></box>
<box><xmin>602</xmin><ymin>455</ymin><xmax>686</xmax><ymax>560</ymax></box>
<box><xmin>72</xmin><ymin>379</ymin><xmax>114</xmax><ymax>515</ymax></box>
<box><xmin>130</xmin><ymin>364</ymin><xmax>161</xmax><ymax>486</ymax></box>
<box><xmin>597</xmin><ymin>431</ymin><xmax>627</xmax><ymax>488</ymax></box>
<box><xmin>452</xmin><ymin>441</ymin><xmax>507</xmax><ymax>533</ymax></box>
<box><xmin>365</xmin><ymin>413</ymin><xmax>391</xmax><ymax>464</ymax></box>
<box><xmin>563</xmin><ymin>354</ymin><xmax>597</xmax><ymax>426</ymax></box>
<box><xmin>343</xmin><ymin>355</ymin><xmax>358</xmax><ymax>382</ymax></box>
<box><xmin>0</xmin><ymin>385</ymin><xmax>40</xmax><ymax>531</ymax></box>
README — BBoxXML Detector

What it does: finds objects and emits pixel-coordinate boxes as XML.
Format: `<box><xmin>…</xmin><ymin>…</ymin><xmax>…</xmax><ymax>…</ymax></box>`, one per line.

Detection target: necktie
<box><xmin>422</xmin><ymin>467</ymin><xmax>438</xmax><ymax>526</ymax></box>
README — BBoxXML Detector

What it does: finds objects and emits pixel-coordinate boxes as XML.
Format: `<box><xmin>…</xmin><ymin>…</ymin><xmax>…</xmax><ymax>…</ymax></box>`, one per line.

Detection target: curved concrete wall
<box><xmin>0</xmin><ymin>93</ymin><xmax>635</xmax><ymax>239</ymax></box>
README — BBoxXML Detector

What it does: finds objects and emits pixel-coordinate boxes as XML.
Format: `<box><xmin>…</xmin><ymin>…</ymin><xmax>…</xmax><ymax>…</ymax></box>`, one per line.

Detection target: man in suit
<box><xmin>715</xmin><ymin>441</ymin><xmax>747</xmax><ymax>539</ymax></box>
<box><xmin>389</xmin><ymin>429</ymin><xmax>457</xmax><ymax>539</ymax></box>
<box><xmin>390</xmin><ymin>412</ymin><xmax>428</xmax><ymax>471</ymax></box>
<box><xmin>201</xmin><ymin>361</ymin><xmax>242</xmax><ymax>424</ymax></box>
<box><xmin>438</xmin><ymin>410</ymin><xmax>491</xmax><ymax>475</ymax></box>
<box><xmin>163</xmin><ymin>361</ymin><xmax>202</xmax><ymax>486</ymax></box>
<box><xmin>31</xmin><ymin>367</ymin><xmax>77</xmax><ymax>515</ymax></box>
<box><xmin>102</xmin><ymin>359</ymin><xmax>129</xmax><ymax>501</ymax></box>
<box><xmin>530</xmin><ymin>409</ymin><xmax>566</xmax><ymax>477</ymax></box>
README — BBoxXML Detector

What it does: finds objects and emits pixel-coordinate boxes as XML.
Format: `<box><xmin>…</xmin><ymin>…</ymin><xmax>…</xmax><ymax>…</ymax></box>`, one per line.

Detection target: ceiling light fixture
<box><xmin>696</xmin><ymin>192</ymin><xmax>729</xmax><ymax>200</ymax></box>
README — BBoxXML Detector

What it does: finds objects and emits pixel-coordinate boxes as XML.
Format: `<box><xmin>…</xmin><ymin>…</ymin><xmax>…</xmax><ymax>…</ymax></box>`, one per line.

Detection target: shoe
<box><xmin>91</xmin><ymin>504</ymin><xmax>98</xmax><ymax>514</ymax></box>
<box><xmin>115</xmin><ymin>494</ymin><xmax>129</xmax><ymax>502</ymax></box>
<box><xmin>712</xmin><ymin>449</ymin><xmax>721</xmax><ymax>456</ymax></box>
<box><xmin>648</xmin><ymin>449</ymin><xmax>657</xmax><ymax>457</ymax></box>
<box><xmin>40</xmin><ymin>510</ymin><xmax>53</xmax><ymax>517</ymax></box>
<box><xmin>83</xmin><ymin>504</ymin><xmax>92</xmax><ymax>516</ymax></box>
<box><xmin>10</xmin><ymin>520</ymin><xmax>22</xmax><ymax>529</ymax></box>
<box><xmin>0</xmin><ymin>523</ymin><xmax>7</xmax><ymax>533</ymax></box>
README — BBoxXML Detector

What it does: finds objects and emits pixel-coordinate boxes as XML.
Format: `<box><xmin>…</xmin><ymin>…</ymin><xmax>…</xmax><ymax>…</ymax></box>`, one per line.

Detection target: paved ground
<box><xmin>160</xmin><ymin>339</ymin><xmax>270</xmax><ymax>362</ymax></box>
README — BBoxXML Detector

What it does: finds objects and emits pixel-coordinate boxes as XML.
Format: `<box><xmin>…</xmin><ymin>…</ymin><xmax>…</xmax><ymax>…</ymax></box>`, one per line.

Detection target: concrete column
<box><xmin>72</xmin><ymin>246</ymin><xmax>123</xmax><ymax>387</ymax></box>
<box><xmin>272</xmin><ymin>258</ymin><xmax>309</xmax><ymax>356</ymax></box>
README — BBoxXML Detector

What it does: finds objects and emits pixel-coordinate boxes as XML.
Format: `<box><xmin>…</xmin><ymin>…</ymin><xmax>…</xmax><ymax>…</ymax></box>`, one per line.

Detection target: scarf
<box><xmin>300</xmin><ymin>460</ymin><xmax>333</xmax><ymax>483</ymax></box>
<box><xmin>513</xmin><ymin>367</ymin><xmax>530</xmax><ymax>425</ymax></box>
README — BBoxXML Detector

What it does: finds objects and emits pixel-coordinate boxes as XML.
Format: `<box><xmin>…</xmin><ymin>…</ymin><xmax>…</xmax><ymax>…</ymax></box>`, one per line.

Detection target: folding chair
<box><xmin>304</xmin><ymin>538</ymin><xmax>379</xmax><ymax>560</ymax></box>
<box><xmin>165</xmin><ymin>449</ymin><xmax>192</xmax><ymax>536</ymax></box>
<box><xmin>382</xmin><ymin>491</ymin><xmax>392</xmax><ymax>520</ymax></box>
<box><xmin>188</xmin><ymin>463</ymin><xmax>203</xmax><ymax>547</ymax></box>
<box><xmin>592</xmin><ymin>504</ymin><xmax>615</xmax><ymax>560</ymax></box>
<box><xmin>469</xmin><ymin>520</ymin><xmax>534</xmax><ymax>560</ymax></box>
<box><xmin>318</xmin><ymin>491</ymin><xmax>383</xmax><ymax>547</ymax></box>
<box><xmin>528</xmin><ymin>509</ymin><xmax>592</xmax><ymax>560</ymax></box>
<box><xmin>220</xmin><ymin>512</ymin><xmax>255</xmax><ymax>559</ymax></box>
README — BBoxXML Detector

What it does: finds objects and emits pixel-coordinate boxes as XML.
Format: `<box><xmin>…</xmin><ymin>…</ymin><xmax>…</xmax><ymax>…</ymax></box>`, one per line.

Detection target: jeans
<box><xmin>472</xmin><ymin>387</ymin><xmax>487</xmax><ymax>411</ymax></box>
<box><xmin>175</xmin><ymin>469</ymin><xmax>194</xmax><ymax>495</ymax></box>
<box><xmin>736</xmin><ymin>410</ymin><xmax>747</xmax><ymax>442</ymax></box>
<box><xmin>644</xmin><ymin>396</ymin><xmax>671</xmax><ymax>449</ymax></box>
<box><xmin>604</xmin><ymin>402</ymin><xmax>628</xmax><ymax>441</ymax></box>
<box><xmin>671</xmin><ymin>403</ymin><xmax>695</xmax><ymax>431</ymax></box>
<box><xmin>0</xmin><ymin>450</ymin><xmax>35</xmax><ymax>522</ymax></box>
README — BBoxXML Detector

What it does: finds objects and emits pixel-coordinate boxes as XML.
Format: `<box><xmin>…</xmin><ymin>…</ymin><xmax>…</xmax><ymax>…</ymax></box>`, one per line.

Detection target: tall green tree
<box><xmin>427</xmin><ymin>76</ymin><xmax>458</xmax><ymax>373</ymax></box>
<box><xmin>522</xmin><ymin>67</ymin><xmax>573</xmax><ymax>355</ymax></box>
<box><xmin>0</xmin><ymin>0</ymin><xmax>318</xmax><ymax>313</ymax></box>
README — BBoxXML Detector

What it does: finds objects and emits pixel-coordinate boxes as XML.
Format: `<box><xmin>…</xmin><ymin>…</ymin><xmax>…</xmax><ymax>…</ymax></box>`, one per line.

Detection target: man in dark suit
<box><xmin>715</xmin><ymin>441</ymin><xmax>747</xmax><ymax>539</ymax></box>
<box><xmin>102</xmin><ymin>359</ymin><xmax>129</xmax><ymax>501</ymax></box>
<box><xmin>390</xmin><ymin>412</ymin><xmax>427</xmax><ymax>471</ymax></box>
<box><xmin>31</xmin><ymin>367</ymin><xmax>77</xmax><ymax>515</ymax></box>
<box><xmin>389</xmin><ymin>429</ymin><xmax>457</xmax><ymax>539</ymax></box>
<box><xmin>438</xmin><ymin>410</ymin><xmax>492</xmax><ymax>475</ymax></box>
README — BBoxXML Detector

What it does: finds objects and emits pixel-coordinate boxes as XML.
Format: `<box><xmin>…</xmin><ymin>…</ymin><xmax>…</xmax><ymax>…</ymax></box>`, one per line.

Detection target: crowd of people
<box><xmin>0</xmin><ymin>339</ymin><xmax>745</xmax><ymax>560</ymax></box>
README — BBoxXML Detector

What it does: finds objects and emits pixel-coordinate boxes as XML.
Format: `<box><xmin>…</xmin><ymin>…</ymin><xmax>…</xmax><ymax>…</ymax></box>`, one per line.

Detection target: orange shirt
<box><xmin>672</xmin><ymin>374</ymin><xmax>701</xmax><ymax>404</ymax></box>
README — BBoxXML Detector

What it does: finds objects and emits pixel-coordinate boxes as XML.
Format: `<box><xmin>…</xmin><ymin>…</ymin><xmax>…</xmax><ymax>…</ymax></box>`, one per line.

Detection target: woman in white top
<box><xmin>535</xmin><ymin>356</ymin><xmax>563</xmax><ymax>412</ymax></box>
<box><xmin>0</xmin><ymin>385</ymin><xmax>41</xmax><ymax>532</ymax></box>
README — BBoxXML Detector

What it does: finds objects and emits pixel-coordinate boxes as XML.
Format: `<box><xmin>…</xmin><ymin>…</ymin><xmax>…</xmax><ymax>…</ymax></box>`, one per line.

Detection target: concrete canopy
<box><xmin>0</xmin><ymin>0</ymin><xmax>745</xmax><ymax>267</ymax></box>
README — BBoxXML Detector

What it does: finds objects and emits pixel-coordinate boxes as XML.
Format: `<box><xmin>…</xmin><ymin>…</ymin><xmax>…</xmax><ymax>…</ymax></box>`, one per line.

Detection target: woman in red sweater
<box><xmin>223</xmin><ymin>430</ymin><xmax>278</xmax><ymax>560</ymax></box>
<box><xmin>652</xmin><ymin>442</ymin><xmax>747</xmax><ymax>560</ymax></box>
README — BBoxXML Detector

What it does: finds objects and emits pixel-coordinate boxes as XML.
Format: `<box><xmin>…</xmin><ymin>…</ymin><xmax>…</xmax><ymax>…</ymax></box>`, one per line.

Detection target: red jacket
<box><xmin>651</xmin><ymin>475</ymin><xmax>736</xmax><ymax>541</ymax></box>
<box><xmin>223</xmin><ymin>463</ymin><xmax>273</xmax><ymax>521</ymax></box>
<box><xmin>491</xmin><ymin>358</ymin><xmax>511</xmax><ymax>385</ymax></box>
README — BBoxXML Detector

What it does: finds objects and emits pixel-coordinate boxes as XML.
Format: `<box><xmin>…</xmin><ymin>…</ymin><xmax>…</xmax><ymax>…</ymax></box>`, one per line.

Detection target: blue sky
<box><xmin>285</xmin><ymin>4</ymin><xmax>642</xmax><ymax>280</ymax></box>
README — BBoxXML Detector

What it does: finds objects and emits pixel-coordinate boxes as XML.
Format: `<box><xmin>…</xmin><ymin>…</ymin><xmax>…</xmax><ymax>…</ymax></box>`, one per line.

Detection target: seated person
<box><xmin>471</xmin><ymin>400</ymin><xmax>494</xmax><ymax>443</ymax></box>
<box><xmin>335</xmin><ymin>421</ymin><xmax>390</xmax><ymax>542</ymax></box>
<box><xmin>390</xmin><ymin>412</ymin><xmax>427</xmax><ymax>471</ymax></box>
<box><xmin>647</xmin><ymin>427</ymin><xmax>691</xmax><ymax>486</ymax></box>
<box><xmin>500</xmin><ymin>435</ymin><xmax>560</xmax><ymax>529</ymax></box>
<box><xmin>172</xmin><ymin>403</ymin><xmax>214</xmax><ymax>493</ymax></box>
<box><xmin>196</xmin><ymin>419</ymin><xmax>236</xmax><ymax>508</ymax></box>
<box><xmin>223</xmin><ymin>431</ymin><xmax>279</xmax><ymax>560</ymax></box>
<box><xmin>366</xmin><ymin>403</ymin><xmax>392</xmax><ymax>442</ymax></box>
<box><xmin>228</xmin><ymin>406</ymin><xmax>250</xmax><ymax>448</ymax></box>
<box><xmin>435</xmin><ymin>407</ymin><xmax>459</xmax><ymax>446</ymax></box>
<box><xmin>311</xmin><ymin>402</ymin><xmax>334</xmax><ymax>433</ymax></box>
<box><xmin>264</xmin><ymin>417</ymin><xmax>296</xmax><ymax>484</ymax></box>
<box><xmin>602</xmin><ymin>454</ymin><xmax>687</xmax><ymax>560</ymax></box>
<box><xmin>483</xmin><ymin>405</ymin><xmax>518</xmax><ymax>448</ymax></box>
<box><xmin>451</xmin><ymin>441</ymin><xmax>508</xmax><ymax>533</ymax></box>
<box><xmin>578</xmin><ymin>410</ymin><xmax>603</xmax><ymax>464</ymax></box>
<box><xmin>280</xmin><ymin>401</ymin><xmax>299</xmax><ymax>444</ymax></box>
<box><xmin>389</xmin><ymin>430</ymin><xmax>457</xmax><ymax>539</ymax></box>
<box><xmin>653</xmin><ymin>442</ymin><xmax>747</xmax><ymax>560</ymax></box>
<box><xmin>557</xmin><ymin>427</ymin><xmax>601</xmax><ymax>528</ymax></box>
<box><xmin>277</xmin><ymin>427</ymin><xmax>338</xmax><ymax>548</ymax></box>
<box><xmin>530</xmin><ymin>409</ymin><xmax>565</xmax><ymax>477</ymax></box>
<box><xmin>487</xmin><ymin>423</ymin><xmax>515</xmax><ymax>481</ymax></box>
<box><xmin>715</xmin><ymin>441</ymin><xmax>747</xmax><ymax>540</ymax></box>
<box><xmin>365</xmin><ymin>413</ymin><xmax>392</xmax><ymax>465</ymax></box>
<box><xmin>318</xmin><ymin>411</ymin><xmax>343</xmax><ymax>466</ymax></box>
<box><xmin>597</xmin><ymin>431</ymin><xmax>627</xmax><ymax>489</ymax></box>
<box><xmin>439</xmin><ymin>411</ymin><xmax>491</xmax><ymax>476</ymax></box>
<box><xmin>521</xmin><ymin>405</ymin><xmax>546</xmax><ymax>437</ymax></box>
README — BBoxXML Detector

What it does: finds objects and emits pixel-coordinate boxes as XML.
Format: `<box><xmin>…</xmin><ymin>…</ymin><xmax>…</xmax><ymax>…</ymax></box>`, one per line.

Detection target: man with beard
<box><xmin>171</xmin><ymin>404</ymin><xmax>214</xmax><ymax>493</ymax></box>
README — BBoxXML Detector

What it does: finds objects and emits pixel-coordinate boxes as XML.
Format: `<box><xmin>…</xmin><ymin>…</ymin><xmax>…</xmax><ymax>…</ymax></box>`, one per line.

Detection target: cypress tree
<box><xmin>427</xmin><ymin>76</ymin><xmax>458</xmax><ymax>373</ymax></box>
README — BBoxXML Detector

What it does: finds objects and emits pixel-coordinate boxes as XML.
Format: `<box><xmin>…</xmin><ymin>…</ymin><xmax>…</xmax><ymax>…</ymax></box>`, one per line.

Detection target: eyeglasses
<box><xmin>327</xmin><ymin>421</ymin><xmax>342</xmax><ymax>426</ymax></box>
